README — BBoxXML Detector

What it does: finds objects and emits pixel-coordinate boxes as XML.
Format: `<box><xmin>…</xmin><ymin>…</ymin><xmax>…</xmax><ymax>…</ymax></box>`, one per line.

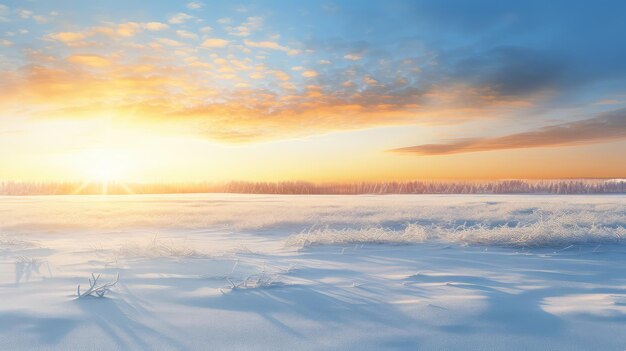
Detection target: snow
<box><xmin>0</xmin><ymin>194</ymin><xmax>625</xmax><ymax>350</ymax></box>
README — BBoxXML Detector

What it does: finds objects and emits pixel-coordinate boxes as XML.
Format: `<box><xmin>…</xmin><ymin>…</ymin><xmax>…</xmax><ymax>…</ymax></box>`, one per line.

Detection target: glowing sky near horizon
<box><xmin>0</xmin><ymin>0</ymin><xmax>625</xmax><ymax>182</ymax></box>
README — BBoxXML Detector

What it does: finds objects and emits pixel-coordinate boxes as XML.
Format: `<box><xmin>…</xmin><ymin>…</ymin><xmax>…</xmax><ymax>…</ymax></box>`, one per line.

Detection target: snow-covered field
<box><xmin>0</xmin><ymin>194</ymin><xmax>625</xmax><ymax>350</ymax></box>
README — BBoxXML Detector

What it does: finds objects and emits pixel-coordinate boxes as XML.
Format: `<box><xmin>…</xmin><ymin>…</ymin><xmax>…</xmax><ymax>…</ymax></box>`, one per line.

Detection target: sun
<box><xmin>91</xmin><ymin>158</ymin><xmax>124</xmax><ymax>183</ymax></box>
<box><xmin>68</xmin><ymin>148</ymin><xmax>135</xmax><ymax>194</ymax></box>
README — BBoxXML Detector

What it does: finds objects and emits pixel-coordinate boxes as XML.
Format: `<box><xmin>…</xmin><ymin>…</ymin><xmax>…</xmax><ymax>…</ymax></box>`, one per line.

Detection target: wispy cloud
<box><xmin>0</xmin><ymin>4</ymin><xmax>9</xmax><ymax>22</ymax></box>
<box><xmin>168</xmin><ymin>12</ymin><xmax>193</xmax><ymax>24</ymax></box>
<box><xmin>144</xmin><ymin>22</ymin><xmax>169</xmax><ymax>31</ymax></box>
<box><xmin>186</xmin><ymin>2</ymin><xmax>203</xmax><ymax>10</ymax></box>
<box><xmin>176</xmin><ymin>30</ymin><xmax>198</xmax><ymax>40</ymax></box>
<box><xmin>226</xmin><ymin>16</ymin><xmax>263</xmax><ymax>37</ymax></box>
<box><xmin>344</xmin><ymin>53</ymin><xmax>362</xmax><ymax>61</ymax></box>
<box><xmin>17</xmin><ymin>9</ymin><xmax>32</xmax><ymax>19</ymax></box>
<box><xmin>243</xmin><ymin>39</ymin><xmax>299</xmax><ymax>55</ymax></box>
<box><xmin>390</xmin><ymin>109</ymin><xmax>626</xmax><ymax>155</ymax></box>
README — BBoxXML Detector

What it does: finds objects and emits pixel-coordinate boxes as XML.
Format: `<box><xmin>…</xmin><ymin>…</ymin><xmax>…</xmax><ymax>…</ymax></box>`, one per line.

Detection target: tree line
<box><xmin>1</xmin><ymin>179</ymin><xmax>625</xmax><ymax>195</ymax></box>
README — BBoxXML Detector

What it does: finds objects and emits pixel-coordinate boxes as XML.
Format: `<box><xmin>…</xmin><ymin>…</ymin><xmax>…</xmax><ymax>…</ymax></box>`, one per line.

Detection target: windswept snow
<box><xmin>0</xmin><ymin>194</ymin><xmax>625</xmax><ymax>350</ymax></box>
<box><xmin>286</xmin><ymin>213</ymin><xmax>626</xmax><ymax>248</ymax></box>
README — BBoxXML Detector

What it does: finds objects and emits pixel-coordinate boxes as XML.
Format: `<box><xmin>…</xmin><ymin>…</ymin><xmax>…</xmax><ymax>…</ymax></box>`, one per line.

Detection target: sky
<box><xmin>0</xmin><ymin>0</ymin><xmax>625</xmax><ymax>183</ymax></box>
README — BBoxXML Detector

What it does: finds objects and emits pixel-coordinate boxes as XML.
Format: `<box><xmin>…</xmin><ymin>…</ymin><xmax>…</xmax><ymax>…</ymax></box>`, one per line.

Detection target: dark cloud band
<box><xmin>390</xmin><ymin>108</ymin><xmax>626</xmax><ymax>155</ymax></box>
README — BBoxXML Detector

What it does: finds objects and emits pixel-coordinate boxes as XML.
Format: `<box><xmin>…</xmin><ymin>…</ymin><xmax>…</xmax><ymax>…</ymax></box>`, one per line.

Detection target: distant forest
<box><xmin>1</xmin><ymin>179</ymin><xmax>625</xmax><ymax>195</ymax></box>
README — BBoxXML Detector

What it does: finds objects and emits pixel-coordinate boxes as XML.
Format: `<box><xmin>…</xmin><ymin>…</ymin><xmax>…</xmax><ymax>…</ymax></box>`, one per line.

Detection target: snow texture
<box><xmin>0</xmin><ymin>194</ymin><xmax>624</xmax><ymax>350</ymax></box>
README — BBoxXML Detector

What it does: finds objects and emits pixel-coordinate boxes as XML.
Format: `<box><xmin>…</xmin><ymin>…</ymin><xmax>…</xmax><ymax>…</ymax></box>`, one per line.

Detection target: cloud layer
<box><xmin>0</xmin><ymin>1</ymin><xmax>625</xmax><ymax>144</ymax></box>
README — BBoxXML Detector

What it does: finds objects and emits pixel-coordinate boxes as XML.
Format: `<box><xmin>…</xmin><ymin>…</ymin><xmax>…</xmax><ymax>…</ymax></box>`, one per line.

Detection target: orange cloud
<box><xmin>201</xmin><ymin>38</ymin><xmax>229</xmax><ymax>48</ymax></box>
<box><xmin>67</xmin><ymin>54</ymin><xmax>112</xmax><ymax>67</ymax></box>
<box><xmin>116</xmin><ymin>22</ymin><xmax>141</xmax><ymax>37</ymax></box>
<box><xmin>301</xmin><ymin>70</ymin><xmax>318</xmax><ymax>78</ymax></box>
<box><xmin>46</xmin><ymin>31</ymin><xmax>87</xmax><ymax>44</ymax></box>
<box><xmin>1</xmin><ymin>55</ymin><xmax>544</xmax><ymax>143</ymax></box>
<box><xmin>46</xmin><ymin>22</ymin><xmax>171</xmax><ymax>47</ymax></box>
